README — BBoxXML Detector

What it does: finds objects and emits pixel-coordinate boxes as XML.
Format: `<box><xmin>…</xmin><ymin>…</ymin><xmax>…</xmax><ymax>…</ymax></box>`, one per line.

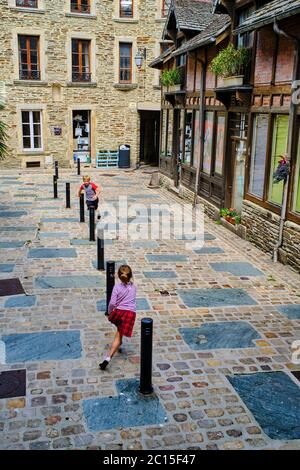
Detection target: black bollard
<box><xmin>139</xmin><ymin>318</ymin><xmax>153</xmax><ymax>395</ymax></box>
<box><xmin>97</xmin><ymin>229</ymin><xmax>105</xmax><ymax>270</ymax></box>
<box><xmin>66</xmin><ymin>182</ymin><xmax>71</xmax><ymax>208</ymax></box>
<box><xmin>79</xmin><ymin>193</ymin><xmax>85</xmax><ymax>223</ymax></box>
<box><xmin>53</xmin><ymin>175</ymin><xmax>58</xmax><ymax>199</ymax></box>
<box><xmin>77</xmin><ymin>157</ymin><xmax>81</xmax><ymax>176</ymax></box>
<box><xmin>89</xmin><ymin>206</ymin><xmax>95</xmax><ymax>241</ymax></box>
<box><xmin>105</xmin><ymin>261</ymin><xmax>115</xmax><ymax>315</ymax></box>
<box><xmin>55</xmin><ymin>161</ymin><xmax>59</xmax><ymax>179</ymax></box>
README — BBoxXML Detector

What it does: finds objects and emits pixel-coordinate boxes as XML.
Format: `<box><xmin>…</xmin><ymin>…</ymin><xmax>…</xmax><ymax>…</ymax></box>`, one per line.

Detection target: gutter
<box><xmin>272</xmin><ymin>20</ymin><xmax>300</xmax><ymax>263</ymax></box>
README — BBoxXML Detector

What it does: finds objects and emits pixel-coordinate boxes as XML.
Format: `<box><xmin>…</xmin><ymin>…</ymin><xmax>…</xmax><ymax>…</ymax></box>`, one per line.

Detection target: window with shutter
<box><xmin>249</xmin><ymin>114</ymin><xmax>268</xmax><ymax>198</ymax></box>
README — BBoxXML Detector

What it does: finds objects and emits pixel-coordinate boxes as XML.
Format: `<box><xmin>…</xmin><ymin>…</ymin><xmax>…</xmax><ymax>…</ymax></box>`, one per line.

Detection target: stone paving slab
<box><xmin>179</xmin><ymin>322</ymin><xmax>261</xmax><ymax>350</ymax></box>
<box><xmin>83</xmin><ymin>379</ymin><xmax>167</xmax><ymax>432</ymax></box>
<box><xmin>277</xmin><ymin>305</ymin><xmax>300</xmax><ymax>320</ymax></box>
<box><xmin>28</xmin><ymin>248</ymin><xmax>77</xmax><ymax>259</ymax></box>
<box><xmin>39</xmin><ymin>232</ymin><xmax>70</xmax><ymax>239</ymax></box>
<box><xmin>2</xmin><ymin>330</ymin><xmax>82</xmax><ymax>363</ymax></box>
<box><xmin>227</xmin><ymin>372</ymin><xmax>300</xmax><ymax>440</ymax></box>
<box><xmin>35</xmin><ymin>275</ymin><xmax>105</xmax><ymax>289</ymax></box>
<box><xmin>0</xmin><ymin>242</ymin><xmax>25</xmax><ymax>249</ymax></box>
<box><xmin>4</xmin><ymin>295</ymin><xmax>37</xmax><ymax>308</ymax></box>
<box><xmin>0</xmin><ymin>211</ymin><xmax>27</xmax><ymax>218</ymax></box>
<box><xmin>177</xmin><ymin>288</ymin><xmax>257</xmax><ymax>308</ymax></box>
<box><xmin>210</xmin><ymin>262</ymin><xmax>264</xmax><ymax>277</ymax></box>
<box><xmin>0</xmin><ymin>264</ymin><xmax>15</xmax><ymax>273</ymax></box>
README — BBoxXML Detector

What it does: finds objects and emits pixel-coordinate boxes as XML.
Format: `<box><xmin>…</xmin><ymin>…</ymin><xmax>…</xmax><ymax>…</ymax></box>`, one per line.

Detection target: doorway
<box><xmin>139</xmin><ymin>111</ymin><xmax>160</xmax><ymax>166</ymax></box>
<box><xmin>230</xmin><ymin>113</ymin><xmax>248</xmax><ymax>213</ymax></box>
<box><xmin>72</xmin><ymin>110</ymin><xmax>91</xmax><ymax>163</ymax></box>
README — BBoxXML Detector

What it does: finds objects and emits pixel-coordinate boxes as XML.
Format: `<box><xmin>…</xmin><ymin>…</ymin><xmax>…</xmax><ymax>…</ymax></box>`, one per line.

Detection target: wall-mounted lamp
<box><xmin>134</xmin><ymin>48</ymin><xmax>147</xmax><ymax>69</ymax></box>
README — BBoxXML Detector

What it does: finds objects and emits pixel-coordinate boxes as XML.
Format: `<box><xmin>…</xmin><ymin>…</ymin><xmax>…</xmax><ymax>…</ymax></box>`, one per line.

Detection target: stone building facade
<box><xmin>0</xmin><ymin>0</ymin><xmax>169</xmax><ymax>169</ymax></box>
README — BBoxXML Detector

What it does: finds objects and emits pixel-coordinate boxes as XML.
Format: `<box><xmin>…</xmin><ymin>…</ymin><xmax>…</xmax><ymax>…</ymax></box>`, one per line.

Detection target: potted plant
<box><xmin>210</xmin><ymin>44</ymin><xmax>250</xmax><ymax>87</ymax></box>
<box><xmin>220</xmin><ymin>208</ymin><xmax>241</xmax><ymax>225</ymax></box>
<box><xmin>161</xmin><ymin>68</ymin><xmax>183</xmax><ymax>92</ymax></box>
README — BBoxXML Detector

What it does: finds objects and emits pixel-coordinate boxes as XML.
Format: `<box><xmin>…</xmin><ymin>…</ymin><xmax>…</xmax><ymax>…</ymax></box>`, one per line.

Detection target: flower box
<box><xmin>223</xmin><ymin>75</ymin><xmax>244</xmax><ymax>87</ymax></box>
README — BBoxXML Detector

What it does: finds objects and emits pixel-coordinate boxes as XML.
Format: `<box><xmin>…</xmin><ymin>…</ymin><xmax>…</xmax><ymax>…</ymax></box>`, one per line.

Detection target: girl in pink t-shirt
<box><xmin>99</xmin><ymin>265</ymin><xmax>136</xmax><ymax>370</ymax></box>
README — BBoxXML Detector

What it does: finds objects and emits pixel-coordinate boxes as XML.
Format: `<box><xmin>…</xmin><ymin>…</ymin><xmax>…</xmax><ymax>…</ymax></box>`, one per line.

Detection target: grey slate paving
<box><xmin>0</xmin><ymin>211</ymin><xmax>27</xmax><ymax>218</ymax></box>
<box><xmin>177</xmin><ymin>288</ymin><xmax>257</xmax><ymax>308</ymax></box>
<box><xmin>35</xmin><ymin>275</ymin><xmax>105</xmax><ymax>289</ymax></box>
<box><xmin>28</xmin><ymin>248</ymin><xmax>77</xmax><ymax>259</ymax></box>
<box><xmin>0</xmin><ymin>264</ymin><xmax>15</xmax><ymax>273</ymax></box>
<box><xmin>2</xmin><ymin>330</ymin><xmax>82</xmax><ymax>363</ymax></box>
<box><xmin>83</xmin><ymin>379</ymin><xmax>167</xmax><ymax>431</ymax></box>
<box><xmin>179</xmin><ymin>321</ymin><xmax>261</xmax><ymax>350</ymax></box>
<box><xmin>0</xmin><ymin>242</ymin><xmax>25</xmax><ymax>249</ymax></box>
<box><xmin>277</xmin><ymin>304</ymin><xmax>300</xmax><ymax>320</ymax></box>
<box><xmin>4</xmin><ymin>295</ymin><xmax>37</xmax><ymax>308</ymax></box>
<box><xmin>210</xmin><ymin>262</ymin><xmax>264</xmax><ymax>277</ymax></box>
<box><xmin>143</xmin><ymin>271</ymin><xmax>177</xmax><ymax>279</ymax></box>
<box><xmin>227</xmin><ymin>372</ymin><xmax>300</xmax><ymax>440</ymax></box>
<box><xmin>146</xmin><ymin>254</ymin><xmax>189</xmax><ymax>263</ymax></box>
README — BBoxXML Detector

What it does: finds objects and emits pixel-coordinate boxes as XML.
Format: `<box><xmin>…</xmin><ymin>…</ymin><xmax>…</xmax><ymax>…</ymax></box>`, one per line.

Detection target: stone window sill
<box><xmin>14</xmin><ymin>80</ymin><xmax>47</xmax><ymax>86</ymax></box>
<box><xmin>10</xmin><ymin>7</ymin><xmax>45</xmax><ymax>14</ymax></box>
<box><xmin>113</xmin><ymin>18</ymin><xmax>139</xmax><ymax>24</ymax></box>
<box><xmin>113</xmin><ymin>83</ymin><xmax>138</xmax><ymax>90</ymax></box>
<box><xmin>65</xmin><ymin>13</ymin><xmax>97</xmax><ymax>19</ymax></box>
<box><xmin>67</xmin><ymin>81</ymin><xmax>97</xmax><ymax>88</ymax></box>
<box><xmin>21</xmin><ymin>151</ymin><xmax>45</xmax><ymax>156</ymax></box>
<box><xmin>155</xmin><ymin>18</ymin><xmax>167</xmax><ymax>23</ymax></box>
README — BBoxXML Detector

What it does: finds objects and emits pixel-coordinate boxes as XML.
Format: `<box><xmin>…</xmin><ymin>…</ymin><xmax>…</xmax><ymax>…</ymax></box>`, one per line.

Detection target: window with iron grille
<box><xmin>71</xmin><ymin>0</ymin><xmax>90</xmax><ymax>14</ymax></box>
<box><xmin>120</xmin><ymin>0</ymin><xmax>133</xmax><ymax>18</ymax></box>
<box><xmin>119</xmin><ymin>43</ymin><xmax>132</xmax><ymax>83</ymax></box>
<box><xmin>22</xmin><ymin>111</ymin><xmax>42</xmax><ymax>151</ymax></box>
<box><xmin>16</xmin><ymin>0</ymin><xmax>38</xmax><ymax>8</ymax></box>
<box><xmin>18</xmin><ymin>35</ymin><xmax>40</xmax><ymax>80</ymax></box>
<box><xmin>72</xmin><ymin>39</ymin><xmax>91</xmax><ymax>82</ymax></box>
<box><xmin>162</xmin><ymin>0</ymin><xmax>171</xmax><ymax>17</ymax></box>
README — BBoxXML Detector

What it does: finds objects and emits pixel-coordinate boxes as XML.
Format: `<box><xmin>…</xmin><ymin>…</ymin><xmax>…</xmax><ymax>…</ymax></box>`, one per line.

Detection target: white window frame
<box><xmin>22</xmin><ymin>110</ymin><xmax>43</xmax><ymax>151</ymax></box>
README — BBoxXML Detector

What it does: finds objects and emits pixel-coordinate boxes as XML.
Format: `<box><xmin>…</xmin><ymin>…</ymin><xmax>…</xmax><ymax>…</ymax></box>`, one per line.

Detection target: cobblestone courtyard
<box><xmin>0</xmin><ymin>168</ymin><xmax>300</xmax><ymax>450</ymax></box>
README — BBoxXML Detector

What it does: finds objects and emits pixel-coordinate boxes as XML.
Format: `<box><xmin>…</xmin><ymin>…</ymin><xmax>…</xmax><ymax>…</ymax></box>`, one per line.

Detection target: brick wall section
<box><xmin>275</xmin><ymin>36</ymin><xmax>294</xmax><ymax>84</ymax></box>
<box><xmin>254</xmin><ymin>26</ymin><xmax>276</xmax><ymax>85</ymax></box>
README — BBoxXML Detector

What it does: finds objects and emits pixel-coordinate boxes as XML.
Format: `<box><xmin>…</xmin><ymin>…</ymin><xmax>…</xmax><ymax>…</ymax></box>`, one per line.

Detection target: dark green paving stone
<box><xmin>143</xmin><ymin>271</ymin><xmax>177</xmax><ymax>279</ymax></box>
<box><xmin>0</xmin><ymin>264</ymin><xmax>15</xmax><ymax>273</ymax></box>
<box><xmin>177</xmin><ymin>288</ymin><xmax>257</xmax><ymax>308</ymax></box>
<box><xmin>83</xmin><ymin>378</ymin><xmax>167</xmax><ymax>431</ymax></box>
<box><xmin>210</xmin><ymin>262</ymin><xmax>264</xmax><ymax>277</ymax></box>
<box><xmin>2</xmin><ymin>330</ymin><xmax>82</xmax><ymax>363</ymax></box>
<box><xmin>277</xmin><ymin>305</ymin><xmax>300</xmax><ymax>320</ymax></box>
<box><xmin>0</xmin><ymin>211</ymin><xmax>27</xmax><ymax>218</ymax></box>
<box><xmin>28</xmin><ymin>248</ymin><xmax>77</xmax><ymax>259</ymax></box>
<box><xmin>179</xmin><ymin>321</ymin><xmax>261</xmax><ymax>350</ymax></box>
<box><xmin>92</xmin><ymin>259</ymin><xmax>126</xmax><ymax>269</ymax></box>
<box><xmin>0</xmin><ymin>226</ymin><xmax>36</xmax><ymax>232</ymax></box>
<box><xmin>0</xmin><ymin>278</ymin><xmax>25</xmax><ymax>297</ymax></box>
<box><xmin>0</xmin><ymin>242</ymin><xmax>25</xmax><ymax>249</ymax></box>
<box><xmin>227</xmin><ymin>372</ymin><xmax>300</xmax><ymax>440</ymax></box>
<box><xmin>39</xmin><ymin>232</ymin><xmax>69</xmax><ymax>239</ymax></box>
<box><xmin>176</xmin><ymin>233</ymin><xmax>216</xmax><ymax>241</ymax></box>
<box><xmin>35</xmin><ymin>275</ymin><xmax>105</xmax><ymax>289</ymax></box>
<box><xmin>41</xmin><ymin>217</ymin><xmax>78</xmax><ymax>223</ymax></box>
<box><xmin>132</xmin><ymin>241</ymin><xmax>159</xmax><ymax>249</ymax></box>
<box><xmin>5</xmin><ymin>295</ymin><xmax>36</xmax><ymax>308</ymax></box>
<box><xmin>194</xmin><ymin>247</ymin><xmax>225</xmax><ymax>254</ymax></box>
<box><xmin>0</xmin><ymin>370</ymin><xmax>26</xmax><ymax>399</ymax></box>
<box><xmin>146</xmin><ymin>254</ymin><xmax>189</xmax><ymax>263</ymax></box>
<box><xmin>97</xmin><ymin>297</ymin><xmax>150</xmax><ymax>312</ymax></box>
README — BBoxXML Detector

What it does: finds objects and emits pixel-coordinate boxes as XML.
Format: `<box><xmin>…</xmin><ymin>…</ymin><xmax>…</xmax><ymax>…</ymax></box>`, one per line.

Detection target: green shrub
<box><xmin>161</xmin><ymin>68</ymin><xmax>182</xmax><ymax>87</ymax></box>
<box><xmin>210</xmin><ymin>44</ymin><xmax>250</xmax><ymax>78</ymax></box>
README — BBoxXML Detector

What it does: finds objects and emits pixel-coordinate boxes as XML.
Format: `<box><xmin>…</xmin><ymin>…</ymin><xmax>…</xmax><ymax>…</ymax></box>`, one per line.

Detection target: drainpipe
<box><xmin>272</xmin><ymin>21</ymin><xmax>300</xmax><ymax>263</ymax></box>
<box><xmin>193</xmin><ymin>49</ymin><xmax>207</xmax><ymax>208</ymax></box>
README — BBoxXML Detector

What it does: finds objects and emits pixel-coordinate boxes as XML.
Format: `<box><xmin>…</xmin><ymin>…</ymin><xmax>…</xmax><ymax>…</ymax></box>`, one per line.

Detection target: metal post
<box><xmin>97</xmin><ymin>229</ymin><xmax>105</xmax><ymax>270</ymax></box>
<box><xmin>79</xmin><ymin>193</ymin><xmax>85</xmax><ymax>223</ymax></box>
<box><xmin>139</xmin><ymin>318</ymin><xmax>153</xmax><ymax>395</ymax></box>
<box><xmin>55</xmin><ymin>161</ymin><xmax>59</xmax><ymax>179</ymax></box>
<box><xmin>53</xmin><ymin>175</ymin><xmax>58</xmax><ymax>199</ymax></box>
<box><xmin>105</xmin><ymin>261</ymin><xmax>115</xmax><ymax>315</ymax></box>
<box><xmin>89</xmin><ymin>206</ymin><xmax>95</xmax><ymax>241</ymax></box>
<box><xmin>77</xmin><ymin>157</ymin><xmax>81</xmax><ymax>176</ymax></box>
<box><xmin>66</xmin><ymin>182</ymin><xmax>71</xmax><ymax>208</ymax></box>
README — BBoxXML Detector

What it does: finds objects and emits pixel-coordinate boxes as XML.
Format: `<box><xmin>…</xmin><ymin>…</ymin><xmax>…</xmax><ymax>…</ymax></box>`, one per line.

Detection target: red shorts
<box><xmin>108</xmin><ymin>308</ymin><xmax>136</xmax><ymax>337</ymax></box>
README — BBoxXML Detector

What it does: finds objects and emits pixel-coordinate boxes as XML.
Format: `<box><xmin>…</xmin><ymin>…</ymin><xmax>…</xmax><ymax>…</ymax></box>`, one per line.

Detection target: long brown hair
<box><xmin>118</xmin><ymin>265</ymin><xmax>133</xmax><ymax>284</ymax></box>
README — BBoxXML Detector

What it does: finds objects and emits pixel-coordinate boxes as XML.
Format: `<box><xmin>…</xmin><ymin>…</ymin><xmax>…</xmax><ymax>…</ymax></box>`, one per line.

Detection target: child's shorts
<box><xmin>86</xmin><ymin>198</ymin><xmax>99</xmax><ymax>210</ymax></box>
<box><xmin>108</xmin><ymin>308</ymin><xmax>136</xmax><ymax>337</ymax></box>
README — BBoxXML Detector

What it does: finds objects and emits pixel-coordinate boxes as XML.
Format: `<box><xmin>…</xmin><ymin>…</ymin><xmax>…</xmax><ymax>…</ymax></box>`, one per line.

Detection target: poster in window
<box><xmin>202</xmin><ymin>112</ymin><xmax>213</xmax><ymax>174</ymax></box>
<box><xmin>192</xmin><ymin>111</ymin><xmax>200</xmax><ymax>168</ymax></box>
<box><xmin>215</xmin><ymin>115</ymin><xmax>225</xmax><ymax>175</ymax></box>
<box><xmin>268</xmin><ymin>115</ymin><xmax>288</xmax><ymax>206</ymax></box>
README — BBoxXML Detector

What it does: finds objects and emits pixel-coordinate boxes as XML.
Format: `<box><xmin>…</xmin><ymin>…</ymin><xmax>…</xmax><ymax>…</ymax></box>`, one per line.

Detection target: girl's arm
<box><xmin>108</xmin><ymin>285</ymin><xmax>118</xmax><ymax>314</ymax></box>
